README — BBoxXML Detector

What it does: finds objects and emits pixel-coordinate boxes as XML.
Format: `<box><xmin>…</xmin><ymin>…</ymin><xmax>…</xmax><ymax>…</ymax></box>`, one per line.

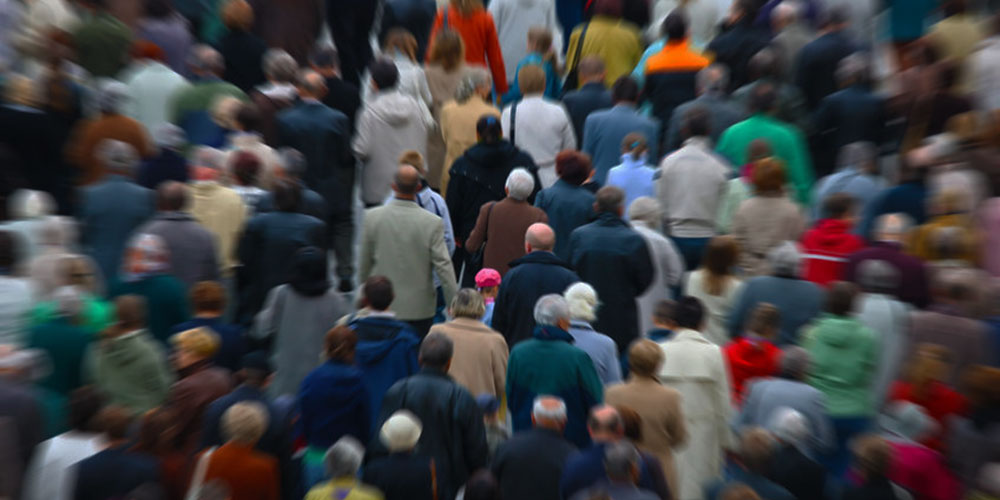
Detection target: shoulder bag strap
<box><xmin>509</xmin><ymin>103</ymin><xmax>518</xmax><ymax>145</ymax></box>
<box><xmin>571</xmin><ymin>22</ymin><xmax>590</xmax><ymax>74</ymax></box>
<box><xmin>184</xmin><ymin>447</ymin><xmax>216</xmax><ymax>500</ymax></box>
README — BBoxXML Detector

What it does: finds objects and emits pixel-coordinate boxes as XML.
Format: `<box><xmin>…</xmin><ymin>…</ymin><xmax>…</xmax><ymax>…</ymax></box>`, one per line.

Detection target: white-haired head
<box><xmin>768</xmin><ymin>242</ymin><xmax>803</xmax><ymax>278</ymax></box>
<box><xmin>627</xmin><ymin>196</ymin><xmax>662</xmax><ymax>230</ymax></box>
<box><xmin>532</xmin><ymin>396</ymin><xmax>567</xmax><ymax>424</ymax></box>
<box><xmin>189</xmin><ymin>44</ymin><xmax>224</xmax><ymax>76</ymax></box>
<box><xmin>96</xmin><ymin>140</ymin><xmax>140</xmax><ymax>175</ymax></box>
<box><xmin>8</xmin><ymin>190</ymin><xmax>55</xmax><ymax>221</ymax></box>
<box><xmin>505</xmin><ymin>168</ymin><xmax>536</xmax><ymax>201</ymax></box>
<box><xmin>455</xmin><ymin>67</ymin><xmax>492</xmax><ymax>102</ymax></box>
<box><xmin>873</xmin><ymin>213</ymin><xmax>913</xmax><ymax>244</ymax></box>
<box><xmin>564</xmin><ymin>282</ymin><xmax>599</xmax><ymax>322</ymax></box>
<box><xmin>97</xmin><ymin>80</ymin><xmax>129</xmax><ymax>115</ymax></box>
<box><xmin>767</xmin><ymin>407</ymin><xmax>810</xmax><ymax>449</ymax></box>
<box><xmin>324</xmin><ymin>436</ymin><xmax>365</xmax><ymax>479</ymax></box>
<box><xmin>534</xmin><ymin>294</ymin><xmax>570</xmax><ymax>327</ymax></box>
<box><xmin>190</xmin><ymin>146</ymin><xmax>226</xmax><ymax>171</ymax></box>
<box><xmin>263</xmin><ymin>49</ymin><xmax>298</xmax><ymax>83</ymax></box>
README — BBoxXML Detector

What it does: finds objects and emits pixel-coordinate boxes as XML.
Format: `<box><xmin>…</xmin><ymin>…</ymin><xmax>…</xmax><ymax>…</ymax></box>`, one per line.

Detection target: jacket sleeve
<box><xmin>582</xmin><ymin>115</ymin><xmax>598</xmax><ymax>159</ymax></box>
<box><xmin>483</xmin><ymin>14</ymin><xmax>509</xmax><ymax>95</ymax></box>
<box><xmin>632</xmin><ymin>235</ymin><xmax>655</xmax><ymax>296</ymax></box>
<box><xmin>727</xmin><ymin>283</ymin><xmax>749</xmax><ymax>338</ymax></box>
<box><xmin>492</xmin><ymin>337</ymin><xmax>509</xmax><ymax>407</ymax></box>
<box><xmin>560</xmin><ymin>106</ymin><xmax>578</xmax><ymax>151</ymax></box>
<box><xmin>351</xmin><ymin>109</ymin><xmax>373</xmax><ymax>161</ymax></box>
<box><xmin>578</xmin><ymin>354</ymin><xmax>605</xmax><ymax>407</ymax></box>
<box><xmin>788</xmin><ymin>130</ymin><xmax>815</xmax><ymax>205</ymax></box>
<box><xmin>492</xmin><ymin>281</ymin><xmax>511</xmax><ymax>339</ymax></box>
<box><xmin>358</xmin><ymin>213</ymin><xmax>375</xmax><ymax>283</ymax></box>
<box><xmin>250</xmin><ymin>286</ymin><xmax>280</xmax><ymax>341</ymax></box>
<box><xmin>666</xmin><ymin>107</ymin><xmax>682</xmax><ymax>152</ymax></box>
<box><xmin>713</xmin><ymin>350</ymin><xmax>736</xmax><ymax>451</ymax></box>
<box><xmin>460</xmin><ymin>392</ymin><xmax>490</xmax><ymax>473</ymax></box>
<box><xmin>430</xmin><ymin>221</ymin><xmax>458</xmax><ymax>308</ymax></box>
<box><xmin>446</xmin><ymin>171</ymin><xmax>465</xmax><ymax>244</ymax></box>
<box><xmin>564</xmin><ymin>29</ymin><xmax>580</xmax><ymax>79</ymax></box>
<box><xmin>464</xmin><ymin>203</ymin><xmax>490</xmax><ymax>252</ymax></box>
<box><xmin>438</xmin><ymin>198</ymin><xmax>457</xmax><ymax>256</ymax></box>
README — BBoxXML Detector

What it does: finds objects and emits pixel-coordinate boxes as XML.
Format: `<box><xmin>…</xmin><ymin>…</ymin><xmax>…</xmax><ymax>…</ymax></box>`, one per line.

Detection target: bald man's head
<box><xmin>578</xmin><ymin>56</ymin><xmax>606</xmax><ymax>84</ymax></box>
<box><xmin>525</xmin><ymin>223</ymin><xmax>555</xmax><ymax>253</ymax></box>
<box><xmin>393</xmin><ymin>165</ymin><xmax>421</xmax><ymax>197</ymax></box>
<box><xmin>157</xmin><ymin>181</ymin><xmax>189</xmax><ymax>212</ymax></box>
<box><xmin>588</xmin><ymin>404</ymin><xmax>624</xmax><ymax>442</ymax></box>
<box><xmin>114</xmin><ymin>295</ymin><xmax>147</xmax><ymax>333</ymax></box>
<box><xmin>297</xmin><ymin>69</ymin><xmax>327</xmax><ymax>100</ymax></box>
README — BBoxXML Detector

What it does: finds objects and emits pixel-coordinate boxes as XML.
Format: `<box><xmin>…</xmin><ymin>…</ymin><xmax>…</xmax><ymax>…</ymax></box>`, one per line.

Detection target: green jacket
<box><xmin>31</xmin><ymin>297</ymin><xmax>113</xmax><ymax>335</ymax></box>
<box><xmin>72</xmin><ymin>12</ymin><xmax>132</xmax><ymax>78</ymax></box>
<box><xmin>27</xmin><ymin>318</ymin><xmax>94</xmax><ymax>397</ymax></box>
<box><xmin>802</xmin><ymin>314</ymin><xmax>878</xmax><ymax>417</ymax></box>
<box><xmin>84</xmin><ymin>329</ymin><xmax>174</xmax><ymax>414</ymax></box>
<box><xmin>716</xmin><ymin>114</ymin><xmax>814</xmax><ymax>205</ymax></box>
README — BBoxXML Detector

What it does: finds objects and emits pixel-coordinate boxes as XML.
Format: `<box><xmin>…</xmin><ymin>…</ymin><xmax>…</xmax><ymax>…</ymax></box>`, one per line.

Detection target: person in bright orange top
<box><xmin>427</xmin><ymin>0</ymin><xmax>509</xmax><ymax>95</ymax></box>
<box><xmin>192</xmin><ymin>401</ymin><xmax>280</xmax><ymax>500</ymax></box>
<box><xmin>724</xmin><ymin>302</ymin><xmax>782</xmax><ymax>403</ymax></box>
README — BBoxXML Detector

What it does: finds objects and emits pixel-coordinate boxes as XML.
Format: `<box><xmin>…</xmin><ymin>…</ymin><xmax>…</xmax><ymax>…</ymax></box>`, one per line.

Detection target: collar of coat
<box><xmin>532</xmin><ymin>325</ymin><xmax>575</xmax><ymax>343</ymax></box>
<box><xmin>670</xmin><ymin>328</ymin><xmax>712</xmax><ymax>344</ymax></box>
<box><xmin>594</xmin><ymin>211</ymin><xmax>628</xmax><ymax>227</ymax></box>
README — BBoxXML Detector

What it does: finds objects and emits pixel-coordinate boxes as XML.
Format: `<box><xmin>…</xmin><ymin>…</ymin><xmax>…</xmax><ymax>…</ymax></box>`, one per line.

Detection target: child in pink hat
<box><xmin>475</xmin><ymin>268</ymin><xmax>501</xmax><ymax>326</ymax></box>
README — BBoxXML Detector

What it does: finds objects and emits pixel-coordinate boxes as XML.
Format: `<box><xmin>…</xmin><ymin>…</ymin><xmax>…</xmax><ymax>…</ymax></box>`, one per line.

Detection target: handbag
<box><xmin>509</xmin><ymin>101</ymin><xmax>518</xmax><ymax>145</ymax></box>
<box><xmin>467</xmin><ymin>201</ymin><xmax>497</xmax><ymax>275</ymax></box>
<box><xmin>562</xmin><ymin>22</ymin><xmax>591</xmax><ymax>93</ymax></box>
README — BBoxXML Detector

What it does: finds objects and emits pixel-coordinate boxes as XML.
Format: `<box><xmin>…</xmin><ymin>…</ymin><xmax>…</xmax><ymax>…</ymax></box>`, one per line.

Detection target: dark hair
<box><xmin>555</xmin><ymin>150</ymin><xmax>592</xmax><ymax>185</ymax></box>
<box><xmin>936</xmin><ymin>60</ymin><xmax>960</xmax><ymax>90</ymax></box>
<box><xmin>749</xmin><ymin>81</ymin><xmax>777</xmax><ymax>113</ymax></box>
<box><xmin>156</xmin><ymin>181</ymin><xmax>188</xmax><ymax>211</ymax></box>
<box><xmin>591</xmin><ymin>0</ymin><xmax>623</xmax><ymax>18</ymax></box>
<box><xmin>132</xmin><ymin>407</ymin><xmax>181</xmax><ymax>455</ymax></box>
<box><xmin>95</xmin><ymin>406</ymin><xmax>133</xmax><ymax>440</ymax></box>
<box><xmin>663</xmin><ymin>10</ymin><xmax>688</xmax><ymax>41</ymax></box>
<box><xmin>616</xmin><ymin>406</ymin><xmax>642</xmax><ymax>441</ymax></box>
<box><xmin>476</xmin><ymin>115</ymin><xmax>503</xmax><ymax>144</ymax></box>
<box><xmin>819</xmin><ymin>4</ymin><xmax>848</xmax><ymax>28</ymax></box>
<box><xmin>235</xmin><ymin>104</ymin><xmax>261</xmax><ymax>132</ymax></box>
<box><xmin>310</xmin><ymin>45</ymin><xmax>340</xmax><ymax>69</ymax></box>
<box><xmin>419</xmin><ymin>333</ymin><xmax>454</xmax><ymax>369</ymax></box>
<box><xmin>190</xmin><ymin>281</ymin><xmax>226</xmax><ymax>313</ymax></box>
<box><xmin>231</xmin><ymin>151</ymin><xmax>262</xmax><ymax>186</ymax></box>
<box><xmin>595</xmin><ymin>186</ymin><xmax>625</xmax><ymax>213</ymax></box>
<box><xmin>463</xmin><ymin>470</ymin><xmax>501</xmax><ymax>500</ymax></box>
<box><xmin>0</xmin><ymin>230</ymin><xmax>19</xmax><ymax>271</ymax></box>
<box><xmin>143</xmin><ymin>0</ymin><xmax>173</xmax><ymax>18</ymax></box>
<box><xmin>747</xmin><ymin>49</ymin><xmax>777</xmax><ymax>81</ymax></box>
<box><xmin>826</xmin><ymin>281</ymin><xmax>858</xmax><ymax>316</ymax></box>
<box><xmin>68</xmin><ymin>386</ymin><xmax>105</xmax><ymax>432</ymax></box>
<box><xmin>370</xmin><ymin>59</ymin><xmax>400</xmax><ymax>89</ymax></box>
<box><xmin>272</xmin><ymin>179</ymin><xmax>301</xmax><ymax>212</ymax></box>
<box><xmin>822</xmin><ymin>192</ymin><xmax>856</xmax><ymax>219</ymax></box>
<box><xmin>289</xmin><ymin>247</ymin><xmax>330</xmax><ymax>297</ymax></box>
<box><xmin>653</xmin><ymin>299</ymin><xmax>675</xmax><ymax>324</ymax></box>
<box><xmin>735</xmin><ymin>0</ymin><xmax>761</xmax><ymax>22</ymax></box>
<box><xmin>611</xmin><ymin>76</ymin><xmax>640</xmax><ymax>103</ymax></box>
<box><xmin>363</xmin><ymin>276</ymin><xmax>394</xmax><ymax>311</ymax></box>
<box><xmin>673</xmin><ymin>296</ymin><xmax>705</xmax><ymax>329</ymax></box>
<box><xmin>682</xmin><ymin>106</ymin><xmax>711</xmax><ymax>139</ymax></box>
<box><xmin>701</xmin><ymin>236</ymin><xmax>739</xmax><ymax>295</ymax></box>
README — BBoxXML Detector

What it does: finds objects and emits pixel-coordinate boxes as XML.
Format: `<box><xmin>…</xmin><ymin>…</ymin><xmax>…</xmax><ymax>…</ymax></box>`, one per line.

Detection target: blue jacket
<box><xmin>503</xmin><ymin>53</ymin><xmax>562</xmax><ymax>105</ymax></box>
<box><xmin>560</xmin><ymin>442</ymin><xmax>665</xmax><ymax>500</ymax></box>
<box><xmin>78</xmin><ymin>175</ymin><xmax>155</xmax><ymax>284</ymax></box>
<box><xmin>352</xmin><ymin>316</ymin><xmax>420</xmax><ymax>426</ymax></box>
<box><xmin>136</xmin><ymin>150</ymin><xmax>189</xmax><ymax>190</ymax></box>
<box><xmin>297</xmin><ymin>360</ymin><xmax>371</xmax><ymax>447</ymax></box>
<box><xmin>728</xmin><ymin>275</ymin><xmax>824</xmax><ymax>345</ymax></box>
<box><xmin>506</xmin><ymin>326</ymin><xmax>603</xmax><ymax>449</ymax></box>
<box><xmin>795</xmin><ymin>31</ymin><xmax>857</xmax><ymax>109</ymax></box>
<box><xmin>561</xmin><ymin>82</ymin><xmax>613</xmax><ymax>145</ymax></box>
<box><xmin>534</xmin><ymin>179</ymin><xmax>595</xmax><ymax>261</ymax></box>
<box><xmin>569</xmin><ymin>213</ymin><xmax>654</xmax><ymax>352</ymax></box>
<box><xmin>171</xmin><ymin>317</ymin><xmax>245</xmax><ymax>373</ymax></box>
<box><xmin>276</xmin><ymin>101</ymin><xmax>354</xmax><ymax>215</ymax></box>
<box><xmin>492</xmin><ymin>251</ymin><xmax>580</xmax><ymax>347</ymax></box>
<box><xmin>859</xmin><ymin>180</ymin><xmax>928</xmax><ymax>240</ymax></box>
<box><xmin>582</xmin><ymin>104</ymin><xmax>660</xmax><ymax>184</ymax></box>
<box><xmin>813</xmin><ymin>85</ymin><xmax>887</xmax><ymax>153</ymax></box>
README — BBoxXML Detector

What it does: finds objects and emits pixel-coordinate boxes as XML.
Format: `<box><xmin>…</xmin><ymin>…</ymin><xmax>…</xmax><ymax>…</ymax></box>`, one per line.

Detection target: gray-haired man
<box><xmin>493</xmin><ymin>396</ymin><xmax>577</xmax><ymax>500</ymax></box>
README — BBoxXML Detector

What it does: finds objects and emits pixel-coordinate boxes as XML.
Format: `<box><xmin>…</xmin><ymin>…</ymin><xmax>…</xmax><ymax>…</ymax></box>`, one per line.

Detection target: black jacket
<box><xmin>369</xmin><ymin>368</ymin><xmax>488</xmax><ymax>500</ymax></box>
<box><xmin>706</xmin><ymin>21</ymin><xmax>771</xmax><ymax>92</ymax></box>
<box><xmin>492</xmin><ymin>251</ymin><xmax>580</xmax><ymax>347</ymax></box>
<box><xmin>322</xmin><ymin>77</ymin><xmax>362</xmax><ymax>135</ymax></box>
<box><xmin>561</xmin><ymin>82</ymin><xmax>613</xmax><ymax>144</ymax></box>
<box><xmin>492</xmin><ymin>428</ymin><xmax>577</xmax><ymax>500</ymax></box>
<box><xmin>446</xmin><ymin>140</ymin><xmax>540</xmax><ymax>242</ymax></box>
<box><xmin>767</xmin><ymin>444</ymin><xmax>827</xmax><ymax>500</ymax></box>
<box><xmin>795</xmin><ymin>30</ymin><xmax>856</xmax><ymax>110</ymax></box>
<box><xmin>569</xmin><ymin>213</ymin><xmax>654</xmax><ymax>352</ymax></box>
<box><xmin>363</xmin><ymin>453</ymin><xmax>437</xmax><ymax>500</ymax></box>
<box><xmin>380</xmin><ymin>0</ymin><xmax>437</xmax><ymax>59</ymax></box>
<box><xmin>219</xmin><ymin>30</ymin><xmax>268</xmax><ymax>92</ymax></box>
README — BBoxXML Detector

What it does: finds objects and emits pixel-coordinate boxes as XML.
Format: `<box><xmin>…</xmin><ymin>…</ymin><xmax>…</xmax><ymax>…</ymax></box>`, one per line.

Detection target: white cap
<box><xmin>380</xmin><ymin>410</ymin><xmax>422</xmax><ymax>453</ymax></box>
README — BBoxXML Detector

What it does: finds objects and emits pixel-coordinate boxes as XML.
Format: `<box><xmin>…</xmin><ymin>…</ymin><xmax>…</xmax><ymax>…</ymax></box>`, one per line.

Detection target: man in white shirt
<box><xmin>501</xmin><ymin>65</ymin><xmax>575</xmax><ymax>188</ymax></box>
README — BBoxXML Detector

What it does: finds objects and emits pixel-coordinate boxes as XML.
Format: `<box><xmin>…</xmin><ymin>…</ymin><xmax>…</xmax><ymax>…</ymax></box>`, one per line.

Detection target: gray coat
<box><xmin>665</xmin><ymin>93</ymin><xmax>746</xmax><ymax>151</ymax></box>
<box><xmin>137</xmin><ymin>212</ymin><xmax>220</xmax><ymax>289</ymax></box>
<box><xmin>582</xmin><ymin>104</ymin><xmax>661</xmax><ymax>185</ymax></box>
<box><xmin>78</xmin><ymin>175</ymin><xmax>155</xmax><ymax>284</ymax></box>
<box><xmin>252</xmin><ymin>284</ymin><xmax>350</xmax><ymax>398</ymax></box>
<box><xmin>735</xmin><ymin>378</ymin><xmax>834</xmax><ymax>454</ymax></box>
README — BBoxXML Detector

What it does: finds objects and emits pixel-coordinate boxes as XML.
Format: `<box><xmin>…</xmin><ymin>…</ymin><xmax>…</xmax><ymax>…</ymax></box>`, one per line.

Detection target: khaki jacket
<box><xmin>430</xmin><ymin>318</ymin><xmax>509</xmax><ymax>400</ymax></box>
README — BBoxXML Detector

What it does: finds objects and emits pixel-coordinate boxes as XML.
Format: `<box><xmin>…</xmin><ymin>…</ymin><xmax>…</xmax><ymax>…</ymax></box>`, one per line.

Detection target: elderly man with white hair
<box><xmin>170</xmin><ymin>44</ymin><xmax>248</xmax><ymax>147</ymax></box>
<box><xmin>492</xmin><ymin>396</ymin><xmax>576</xmax><ymax>500</ymax></box>
<box><xmin>506</xmin><ymin>294</ymin><xmax>603</xmax><ymax>449</ymax></box>
<box><xmin>736</xmin><ymin>347</ymin><xmax>834</xmax><ymax>455</ymax></box>
<box><xmin>363</xmin><ymin>410</ymin><xmax>437</xmax><ymax>500</ymax></box>
<box><xmin>67</xmin><ymin>81</ymin><xmax>155</xmax><ymax>186</ymax></box>
<box><xmin>564</xmin><ymin>282</ymin><xmax>622</xmax><ymax>385</ymax></box>
<box><xmin>304</xmin><ymin>436</ymin><xmax>381</xmax><ymax>500</ymax></box>
<box><xmin>765</xmin><ymin>408</ymin><xmax>827</xmax><ymax>499</ymax></box>
<box><xmin>77</xmin><ymin>140</ymin><xmax>156</xmax><ymax>285</ymax></box>
<box><xmin>465</xmin><ymin>168</ymin><xmax>549</xmax><ymax>277</ymax></box>
<box><xmin>728</xmin><ymin>242</ymin><xmax>824</xmax><ymax>345</ymax></box>
<box><xmin>628</xmin><ymin>197</ymin><xmax>684</xmax><ymax>336</ymax></box>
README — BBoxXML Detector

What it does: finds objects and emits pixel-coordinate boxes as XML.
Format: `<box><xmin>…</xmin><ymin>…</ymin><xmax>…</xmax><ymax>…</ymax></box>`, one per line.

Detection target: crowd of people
<box><xmin>1</xmin><ymin>0</ymin><xmax>1000</xmax><ymax>499</ymax></box>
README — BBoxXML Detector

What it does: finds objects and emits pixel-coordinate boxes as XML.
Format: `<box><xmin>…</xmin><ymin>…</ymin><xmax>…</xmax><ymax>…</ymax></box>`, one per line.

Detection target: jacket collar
<box><xmin>419</xmin><ymin>366</ymin><xmax>453</xmax><ymax>379</ymax></box>
<box><xmin>509</xmin><ymin>251</ymin><xmax>574</xmax><ymax>270</ymax></box>
<box><xmin>682</xmin><ymin>136</ymin><xmax>713</xmax><ymax>150</ymax></box>
<box><xmin>389</xmin><ymin>198</ymin><xmax>421</xmax><ymax>209</ymax></box>
<box><xmin>532</xmin><ymin>325</ymin><xmax>575</xmax><ymax>343</ymax></box>
<box><xmin>449</xmin><ymin>317</ymin><xmax>493</xmax><ymax>332</ymax></box>
<box><xmin>647</xmin><ymin>328</ymin><xmax>674</xmax><ymax>343</ymax></box>
<box><xmin>594</xmin><ymin>211</ymin><xmax>628</xmax><ymax>227</ymax></box>
<box><xmin>570</xmin><ymin>320</ymin><xmax>594</xmax><ymax>331</ymax></box>
<box><xmin>154</xmin><ymin>211</ymin><xmax>195</xmax><ymax>222</ymax></box>
<box><xmin>580</xmin><ymin>82</ymin><xmax>606</xmax><ymax>93</ymax></box>
<box><xmin>671</xmin><ymin>328</ymin><xmax>712</xmax><ymax>344</ymax></box>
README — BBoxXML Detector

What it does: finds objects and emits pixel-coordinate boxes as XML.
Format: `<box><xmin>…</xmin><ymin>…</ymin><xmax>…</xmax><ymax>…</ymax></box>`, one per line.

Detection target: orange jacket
<box><xmin>427</xmin><ymin>6</ymin><xmax>508</xmax><ymax>94</ymax></box>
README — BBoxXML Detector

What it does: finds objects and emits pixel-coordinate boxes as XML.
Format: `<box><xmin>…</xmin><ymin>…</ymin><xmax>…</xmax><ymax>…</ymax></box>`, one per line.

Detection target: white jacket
<box><xmin>488</xmin><ymin>0</ymin><xmax>563</xmax><ymax>83</ymax></box>
<box><xmin>972</xmin><ymin>36</ymin><xmax>1000</xmax><ymax>111</ymax></box>
<box><xmin>658</xmin><ymin>328</ymin><xmax>735</xmax><ymax>500</ymax></box>
<box><xmin>634</xmin><ymin>224</ymin><xmax>684</xmax><ymax>336</ymax></box>
<box><xmin>361</xmin><ymin>52</ymin><xmax>432</xmax><ymax>112</ymax></box>
<box><xmin>353</xmin><ymin>90</ymin><xmax>435</xmax><ymax>205</ymax></box>
<box><xmin>501</xmin><ymin>95</ymin><xmax>575</xmax><ymax>188</ymax></box>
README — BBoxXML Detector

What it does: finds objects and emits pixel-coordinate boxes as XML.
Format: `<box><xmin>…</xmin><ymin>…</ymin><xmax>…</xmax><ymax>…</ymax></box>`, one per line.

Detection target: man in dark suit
<box><xmin>325</xmin><ymin>0</ymin><xmax>380</xmax><ymax>86</ymax></box>
<box><xmin>666</xmin><ymin>64</ymin><xmax>747</xmax><ymax>151</ymax></box>
<box><xmin>276</xmin><ymin>70</ymin><xmax>355</xmax><ymax>292</ymax></box>
<box><xmin>561</xmin><ymin>56</ymin><xmax>613</xmax><ymax>145</ymax></box>
<box><xmin>582</xmin><ymin>77</ymin><xmax>660</xmax><ymax>185</ymax></box>
<box><xmin>74</xmin><ymin>407</ymin><xmax>159</xmax><ymax>500</ymax></box>
<box><xmin>492</xmin><ymin>396</ymin><xmax>577</xmax><ymax>500</ymax></box>
<box><xmin>795</xmin><ymin>6</ymin><xmax>856</xmax><ymax>110</ymax></box>
<box><xmin>706</xmin><ymin>0</ymin><xmax>771</xmax><ymax>92</ymax></box>
<box><xmin>310</xmin><ymin>46</ymin><xmax>363</xmax><ymax>134</ymax></box>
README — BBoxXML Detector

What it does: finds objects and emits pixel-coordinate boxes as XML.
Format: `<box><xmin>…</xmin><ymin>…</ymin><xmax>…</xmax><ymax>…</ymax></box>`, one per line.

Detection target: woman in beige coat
<box><xmin>605</xmin><ymin>339</ymin><xmax>687</xmax><ymax>495</ymax></box>
<box><xmin>439</xmin><ymin>67</ymin><xmax>501</xmax><ymax>194</ymax></box>
<box><xmin>424</xmin><ymin>30</ymin><xmax>479</xmax><ymax>189</ymax></box>
<box><xmin>732</xmin><ymin>158</ymin><xmax>806</xmax><ymax>277</ymax></box>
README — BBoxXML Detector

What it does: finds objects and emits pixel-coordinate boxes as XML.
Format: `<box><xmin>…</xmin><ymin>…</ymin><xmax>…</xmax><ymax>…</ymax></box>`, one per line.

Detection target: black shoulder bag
<box><xmin>562</xmin><ymin>22</ymin><xmax>590</xmax><ymax>93</ymax></box>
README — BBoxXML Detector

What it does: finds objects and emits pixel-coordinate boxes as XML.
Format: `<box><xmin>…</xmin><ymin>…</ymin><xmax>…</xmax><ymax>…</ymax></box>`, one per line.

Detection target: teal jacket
<box><xmin>27</xmin><ymin>318</ymin><xmax>94</xmax><ymax>397</ymax></box>
<box><xmin>506</xmin><ymin>325</ymin><xmax>603</xmax><ymax>448</ymax></box>
<box><xmin>716</xmin><ymin>113</ymin><xmax>814</xmax><ymax>205</ymax></box>
<box><xmin>110</xmin><ymin>275</ymin><xmax>190</xmax><ymax>345</ymax></box>
<box><xmin>802</xmin><ymin>314</ymin><xmax>878</xmax><ymax>417</ymax></box>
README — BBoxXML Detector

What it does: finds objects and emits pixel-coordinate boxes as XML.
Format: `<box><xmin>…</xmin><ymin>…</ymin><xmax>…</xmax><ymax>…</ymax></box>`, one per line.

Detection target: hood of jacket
<box><xmin>805</xmin><ymin>219</ymin><xmax>858</xmax><ymax>252</ymax></box>
<box><xmin>353</xmin><ymin>318</ymin><xmax>420</xmax><ymax>365</ymax></box>
<box><xmin>369</xmin><ymin>90</ymin><xmax>422</xmax><ymax>127</ymax></box>
<box><xmin>508</xmin><ymin>250</ymin><xmax>575</xmax><ymax>271</ymax></box>
<box><xmin>727</xmin><ymin>337</ymin><xmax>779</xmax><ymax>373</ymax></box>
<box><xmin>811</xmin><ymin>314</ymin><xmax>867</xmax><ymax>348</ymax></box>
<box><xmin>100</xmin><ymin>330</ymin><xmax>155</xmax><ymax>366</ymax></box>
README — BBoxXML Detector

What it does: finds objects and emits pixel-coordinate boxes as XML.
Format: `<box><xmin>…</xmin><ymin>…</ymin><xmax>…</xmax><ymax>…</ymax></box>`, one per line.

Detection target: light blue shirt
<box><xmin>606</xmin><ymin>154</ymin><xmax>656</xmax><ymax>218</ymax></box>
<box><xmin>567</xmin><ymin>320</ymin><xmax>623</xmax><ymax>385</ymax></box>
<box><xmin>811</xmin><ymin>166</ymin><xmax>886</xmax><ymax>223</ymax></box>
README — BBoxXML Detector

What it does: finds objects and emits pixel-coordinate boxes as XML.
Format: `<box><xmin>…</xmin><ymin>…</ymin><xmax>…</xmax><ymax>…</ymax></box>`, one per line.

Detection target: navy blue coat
<box><xmin>77</xmin><ymin>175</ymin><xmax>155</xmax><ymax>285</ymax></box>
<box><xmin>492</xmin><ymin>251</ymin><xmax>580</xmax><ymax>347</ymax></box>
<box><xmin>276</xmin><ymin>101</ymin><xmax>354</xmax><ymax>215</ymax></box>
<box><xmin>582</xmin><ymin>104</ymin><xmax>661</xmax><ymax>185</ymax></box>
<box><xmin>706</xmin><ymin>21</ymin><xmax>771</xmax><ymax>92</ymax></box>
<box><xmin>351</xmin><ymin>316</ymin><xmax>421</xmax><ymax>430</ymax></box>
<box><xmin>561</xmin><ymin>82</ymin><xmax>613</xmax><ymax>145</ymax></box>
<box><xmin>795</xmin><ymin>31</ymin><xmax>856</xmax><ymax>110</ymax></box>
<box><xmin>813</xmin><ymin>84</ymin><xmax>887</xmax><ymax>153</ymax></box>
<box><xmin>569</xmin><ymin>213</ymin><xmax>654</xmax><ymax>352</ymax></box>
<box><xmin>298</xmin><ymin>360</ymin><xmax>371</xmax><ymax>448</ymax></box>
<box><xmin>380</xmin><ymin>0</ymin><xmax>437</xmax><ymax>59</ymax></box>
<box><xmin>73</xmin><ymin>447</ymin><xmax>159</xmax><ymax>500</ymax></box>
<box><xmin>534</xmin><ymin>179</ymin><xmax>595</xmax><ymax>261</ymax></box>
<box><xmin>560</xmin><ymin>443</ymin><xmax>667</xmax><ymax>500</ymax></box>
<box><xmin>256</xmin><ymin>182</ymin><xmax>328</xmax><ymax>222</ymax></box>
<box><xmin>136</xmin><ymin>150</ymin><xmax>189</xmax><ymax>190</ymax></box>
<box><xmin>492</xmin><ymin>427</ymin><xmax>577</xmax><ymax>500</ymax></box>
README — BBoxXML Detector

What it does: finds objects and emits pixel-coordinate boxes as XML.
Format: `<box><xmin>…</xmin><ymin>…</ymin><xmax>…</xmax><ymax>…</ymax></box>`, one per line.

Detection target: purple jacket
<box><xmin>844</xmin><ymin>242</ymin><xmax>930</xmax><ymax>308</ymax></box>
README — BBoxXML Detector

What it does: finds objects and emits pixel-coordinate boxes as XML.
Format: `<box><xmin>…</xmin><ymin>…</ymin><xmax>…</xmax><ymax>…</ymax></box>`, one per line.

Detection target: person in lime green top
<box><xmin>716</xmin><ymin>81</ymin><xmax>814</xmax><ymax>205</ymax></box>
<box><xmin>305</xmin><ymin>437</ymin><xmax>385</xmax><ymax>500</ymax></box>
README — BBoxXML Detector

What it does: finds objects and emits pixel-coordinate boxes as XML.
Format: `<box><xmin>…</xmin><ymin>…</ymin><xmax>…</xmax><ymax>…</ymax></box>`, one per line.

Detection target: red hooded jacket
<box><xmin>801</xmin><ymin>219</ymin><xmax>865</xmax><ymax>286</ymax></box>
<box><xmin>724</xmin><ymin>337</ymin><xmax>781</xmax><ymax>403</ymax></box>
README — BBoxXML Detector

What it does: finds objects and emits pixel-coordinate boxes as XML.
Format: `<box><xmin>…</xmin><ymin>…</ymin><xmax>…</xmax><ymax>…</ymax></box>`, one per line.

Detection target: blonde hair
<box><xmin>564</xmin><ymin>282</ymin><xmax>599</xmax><ymax>322</ymax></box>
<box><xmin>398</xmin><ymin>150</ymin><xmax>426</xmax><ymax>175</ymax></box>
<box><xmin>222</xmin><ymin>402</ymin><xmax>268</xmax><ymax>444</ymax></box>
